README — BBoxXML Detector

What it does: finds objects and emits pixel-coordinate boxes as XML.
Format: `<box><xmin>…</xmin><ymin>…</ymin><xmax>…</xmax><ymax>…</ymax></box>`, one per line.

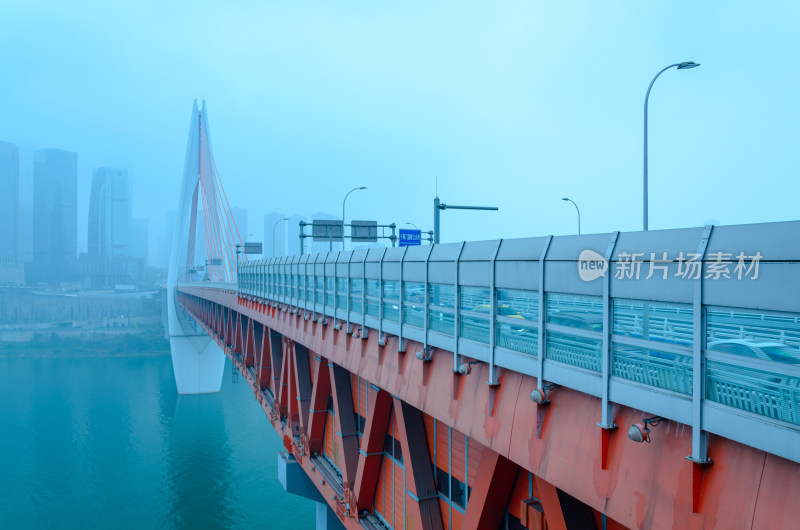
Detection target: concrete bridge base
<box><xmin>168</xmin><ymin>334</ymin><xmax>225</xmax><ymax>394</ymax></box>
<box><xmin>278</xmin><ymin>451</ymin><xmax>345</xmax><ymax>530</ymax></box>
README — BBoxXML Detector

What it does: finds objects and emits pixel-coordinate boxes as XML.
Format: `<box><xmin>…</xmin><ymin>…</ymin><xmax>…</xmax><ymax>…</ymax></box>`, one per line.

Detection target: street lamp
<box><xmin>405</xmin><ymin>222</ymin><xmax>419</xmax><ymax>230</ymax></box>
<box><xmin>643</xmin><ymin>61</ymin><xmax>700</xmax><ymax>231</ymax></box>
<box><xmin>273</xmin><ymin>217</ymin><xmax>288</xmax><ymax>257</ymax></box>
<box><xmin>561</xmin><ymin>198</ymin><xmax>581</xmax><ymax>235</ymax></box>
<box><xmin>342</xmin><ymin>186</ymin><xmax>367</xmax><ymax>251</ymax></box>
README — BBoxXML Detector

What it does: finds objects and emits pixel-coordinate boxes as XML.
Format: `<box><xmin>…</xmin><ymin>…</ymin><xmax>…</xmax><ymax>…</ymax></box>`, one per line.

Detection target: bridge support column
<box><xmin>168</xmin><ymin>334</ymin><xmax>225</xmax><ymax>394</ymax></box>
<box><xmin>278</xmin><ymin>451</ymin><xmax>345</xmax><ymax>530</ymax></box>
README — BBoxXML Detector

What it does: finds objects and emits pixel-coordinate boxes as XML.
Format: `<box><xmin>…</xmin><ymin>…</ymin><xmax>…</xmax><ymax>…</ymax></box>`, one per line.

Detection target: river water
<box><xmin>0</xmin><ymin>353</ymin><xmax>315</xmax><ymax>529</ymax></box>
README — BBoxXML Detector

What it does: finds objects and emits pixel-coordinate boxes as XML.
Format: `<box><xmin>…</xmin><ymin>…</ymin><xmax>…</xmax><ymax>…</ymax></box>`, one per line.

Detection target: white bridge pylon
<box><xmin>167</xmin><ymin>100</ymin><xmax>241</xmax><ymax>394</ymax></box>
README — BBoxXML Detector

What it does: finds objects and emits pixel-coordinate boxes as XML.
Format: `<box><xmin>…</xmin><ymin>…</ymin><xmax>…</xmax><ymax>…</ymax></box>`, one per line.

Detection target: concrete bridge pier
<box><xmin>278</xmin><ymin>451</ymin><xmax>345</xmax><ymax>530</ymax></box>
<box><xmin>168</xmin><ymin>334</ymin><xmax>225</xmax><ymax>394</ymax></box>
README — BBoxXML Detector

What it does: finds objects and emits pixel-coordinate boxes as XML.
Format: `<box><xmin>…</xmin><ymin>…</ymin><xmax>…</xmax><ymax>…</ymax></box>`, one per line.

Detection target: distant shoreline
<box><xmin>0</xmin><ymin>325</ymin><xmax>171</xmax><ymax>359</ymax></box>
<box><xmin>0</xmin><ymin>350</ymin><xmax>171</xmax><ymax>359</ymax></box>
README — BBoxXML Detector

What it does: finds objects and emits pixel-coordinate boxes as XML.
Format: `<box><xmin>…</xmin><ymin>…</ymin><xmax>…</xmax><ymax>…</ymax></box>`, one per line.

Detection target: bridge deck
<box><xmin>177</xmin><ymin>220</ymin><xmax>800</xmax><ymax>529</ymax></box>
<box><xmin>237</xmin><ymin>221</ymin><xmax>800</xmax><ymax>464</ymax></box>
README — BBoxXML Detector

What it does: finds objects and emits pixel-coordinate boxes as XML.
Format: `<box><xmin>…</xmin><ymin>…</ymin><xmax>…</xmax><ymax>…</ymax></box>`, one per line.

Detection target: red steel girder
<box><xmin>329</xmin><ymin>361</ymin><xmax>360</xmax><ymax>490</ymax></box>
<box><xmin>292</xmin><ymin>342</ymin><xmax>313</xmax><ymax>431</ymax></box>
<box><xmin>461</xmin><ymin>449</ymin><xmax>519</xmax><ymax>530</ymax></box>
<box><xmin>392</xmin><ymin>397</ymin><xmax>443</xmax><ymax>530</ymax></box>
<box><xmin>306</xmin><ymin>355</ymin><xmax>331</xmax><ymax>455</ymax></box>
<box><xmin>352</xmin><ymin>385</ymin><xmax>393</xmax><ymax>513</ymax></box>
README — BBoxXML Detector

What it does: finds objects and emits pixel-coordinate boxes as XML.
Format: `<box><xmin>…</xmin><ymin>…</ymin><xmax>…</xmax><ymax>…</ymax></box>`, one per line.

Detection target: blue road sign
<box><xmin>398</xmin><ymin>229</ymin><xmax>422</xmax><ymax>246</ymax></box>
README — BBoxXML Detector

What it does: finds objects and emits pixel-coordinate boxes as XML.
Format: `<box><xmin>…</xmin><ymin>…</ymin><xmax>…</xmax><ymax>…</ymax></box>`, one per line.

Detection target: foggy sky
<box><xmin>2</xmin><ymin>1</ymin><xmax>799</xmax><ymax>255</ymax></box>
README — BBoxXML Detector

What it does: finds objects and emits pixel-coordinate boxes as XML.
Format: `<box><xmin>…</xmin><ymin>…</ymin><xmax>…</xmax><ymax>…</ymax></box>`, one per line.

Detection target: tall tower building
<box><xmin>231</xmin><ymin>206</ymin><xmax>248</xmax><ymax>243</ymax></box>
<box><xmin>88</xmin><ymin>167</ymin><xmax>132</xmax><ymax>256</ymax></box>
<box><xmin>311</xmin><ymin>212</ymin><xmax>338</xmax><ymax>254</ymax></box>
<box><xmin>0</xmin><ymin>141</ymin><xmax>19</xmax><ymax>259</ymax></box>
<box><xmin>32</xmin><ymin>148</ymin><xmax>78</xmax><ymax>284</ymax></box>
<box><xmin>264</xmin><ymin>212</ymin><xmax>287</xmax><ymax>258</ymax></box>
<box><xmin>287</xmin><ymin>214</ymin><xmax>306</xmax><ymax>255</ymax></box>
<box><xmin>130</xmin><ymin>218</ymin><xmax>149</xmax><ymax>264</ymax></box>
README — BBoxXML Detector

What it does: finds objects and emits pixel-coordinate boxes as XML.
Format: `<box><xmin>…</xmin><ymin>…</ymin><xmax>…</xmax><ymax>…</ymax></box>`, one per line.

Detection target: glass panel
<box><xmin>429</xmin><ymin>284</ymin><xmax>455</xmax><ymax>308</ymax></box>
<box><xmin>403</xmin><ymin>282</ymin><xmax>425</xmax><ymax>302</ymax></box>
<box><xmin>365</xmin><ymin>279</ymin><xmax>380</xmax><ymax>297</ymax></box>
<box><xmin>496</xmin><ymin>323</ymin><xmax>538</xmax><ymax>356</ymax></box>
<box><xmin>403</xmin><ymin>282</ymin><xmax>425</xmax><ymax>328</ymax></box>
<box><xmin>382</xmin><ymin>280</ymin><xmax>400</xmax><ymax>300</ymax></box>
<box><xmin>460</xmin><ymin>286</ymin><xmax>491</xmax><ymax>312</ymax></box>
<box><xmin>325</xmin><ymin>277</ymin><xmax>334</xmax><ymax>291</ymax></box>
<box><xmin>313</xmin><ymin>276</ymin><xmax>323</xmax><ymax>304</ymax></box>
<box><xmin>546</xmin><ymin>331</ymin><xmax>601</xmax><ymax>371</ymax></box>
<box><xmin>429</xmin><ymin>310</ymin><xmax>454</xmax><ymax>335</ymax></box>
<box><xmin>461</xmin><ymin>314</ymin><xmax>489</xmax><ymax>344</ymax></box>
<box><xmin>382</xmin><ymin>301</ymin><xmax>399</xmax><ymax>322</ymax></box>
<box><xmin>393</xmin><ymin>438</ymin><xmax>402</xmax><ymax>464</ymax></box>
<box><xmin>436</xmin><ymin>468</ymin><xmax>449</xmax><ymax>497</ymax></box>
<box><xmin>366</xmin><ymin>300</ymin><xmax>379</xmax><ymax>318</ymax></box>
<box><xmin>450</xmin><ymin>476</ymin><xmax>466</xmax><ymax>509</ymax></box>
<box><xmin>349</xmin><ymin>296</ymin><xmax>362</xmax><ymax>313</ymax></box>
<box><xmin>612</xmin><ymin>344</ymin><xmax>692</xmax><ymax>394</ymax></box>
<box><xmin>348</xmin><ymin>278</ymin><xmax>362</xmax><ymax>312</ymax></box>
<box><xmin>403</xmin><ymin>306</ymin><xmax>424</xmax><ymax>328</ymax></box>
<box><xmin>706</xmin><ymin>360</ymin><xmax>800</xmax><ymax>425</ymax></box>
<box><xmin>613</xmin><ymin>299</ymin><xmax>693</xmax><ymax>346</ymax></box>
<box><xmin>349</xmin><ymin>278</ymin><xmax>363</xmax><ymax>296</ymax></box>
<box><xmin>707</xmin><ymin>307</ymin><xmax>800</xmax><ymax>364</ymax></box>
<box><xmin>546</xmin><ymin>293</ymin><xmax>603</xmax><ymax>332</ymax></box>
<box><xmin>336</xmin><ymin>277</ymin><xmax>347</xmax><ymax>294</ymax></box>
<box><xmin>336</xmin><ymin>295</ymin><xmax>347</xmax><ymax>308</ymax></box>
<box><xmin>497</xmin><ymin>289</ymin><xmax>538</xmax><ymax>320</ymax></box>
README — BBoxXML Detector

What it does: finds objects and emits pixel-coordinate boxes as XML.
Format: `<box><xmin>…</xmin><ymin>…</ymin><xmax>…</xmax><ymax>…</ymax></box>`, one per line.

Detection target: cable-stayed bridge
<box><xmin>167</xmin><ymin>101</ymin><xmax>800</xmax><ymax>530</ymax></box>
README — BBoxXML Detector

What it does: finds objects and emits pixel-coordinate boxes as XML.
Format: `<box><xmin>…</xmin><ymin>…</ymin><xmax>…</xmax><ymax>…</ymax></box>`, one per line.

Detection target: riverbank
<box><xmin>0</xmin><ymin>325</ymin><xmax>170</xmax><ymax>358</ymax></box>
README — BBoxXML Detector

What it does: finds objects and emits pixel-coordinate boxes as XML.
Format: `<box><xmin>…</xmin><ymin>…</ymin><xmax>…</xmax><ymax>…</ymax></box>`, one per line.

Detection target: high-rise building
<box><xmin>31</xmin><ymin>148</ymin><xmax>78</xmax><ymax>284</ymax></box>
<box><xmin>88</xmin><ymin>167</ymin><xmax>132</xmax><ymax>256</ymax></box>
<box><xmin>17</xmin><ymin>207</ymin><xmax>33</xmax><ymax>262</ymax></box>
<box><xmin>264</xmin><ymin>212</ymin><xmax>287</xmax><ymax>258</ymax></box>
<box><xmin>311</xmin><ymin>212</ymin><xmax>338</xmax><ymax>254</ymax></box>
<box><xmin>131</xmin><ymin>218</ymin><xmax>149</xmax><ymax>264</ymax></box>
<box><xmin>80</xmin><ymin>167</ymin><xmax>146</xmax><ymax>289</ymax></box>
<box><xmin>231</xmin><ymin>206</ymin><xmax>248</xmax><ymax>244</ymax></box>
<box><xmin>157</xmin><ymin>210</ymin><xmax>177</xmax><ymax>270</ymax></box>
<box><xmin>0</xmin><ymin>141</ymin><xmax>19</xmax><ymax>260</ymax></box>
<box><xmin>287</xmin><ymin>214</ymin><xmax>306</xmax><ymax>256</ymax></box>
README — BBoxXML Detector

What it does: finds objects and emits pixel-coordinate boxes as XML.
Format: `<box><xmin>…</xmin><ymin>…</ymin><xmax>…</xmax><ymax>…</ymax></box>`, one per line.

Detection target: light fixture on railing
<box><xmin>530</xmin><ymin>383</ymin><xmax>557</xmax><ymax>405</ymax></box>
<box><xmin>415</xmin><ymin>346</ymin><xmax>432</xmax><ymax>361</ymax></box>
<box><xmin>628</xmin><ymin>416</ymin><xmax>665</xmax><ymax>443</ymax></box>
<box><xmin>457</xmin><ymin>360</ymin><xmax>483</xmax><ymax>375</ymax></box>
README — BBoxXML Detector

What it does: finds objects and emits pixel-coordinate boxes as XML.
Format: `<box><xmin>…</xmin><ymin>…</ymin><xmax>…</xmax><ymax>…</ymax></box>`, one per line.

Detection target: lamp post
<box><xmin>342</xmin><ymin>186</ymin><xmax>367</xmax><ymax>251</ymax></box>
<box><xmin>561</xmin><ymin>197</ymin><xmax>581</xmax><ymax>235</ymax></box>
<box><xmin>643</xmin><ymin>61</ymin><xmax>700</xmax><ymax>231</ymax></box>
<box><xmin>405</xmin><ymin>222</ymin><xmax>419</xmax><ymax>230</ymax></box>
<box><xmin>272</xmin><ymin>217</ymin><xmax>288</xmax><ymax>258</ymax></box>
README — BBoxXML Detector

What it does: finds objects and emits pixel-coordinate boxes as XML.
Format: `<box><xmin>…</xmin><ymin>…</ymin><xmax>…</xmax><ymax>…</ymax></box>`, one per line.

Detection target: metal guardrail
<box><xmin>199</xmin><ymin>220</ymin><xmax>800</xmax><ymax>463</ymax></box>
